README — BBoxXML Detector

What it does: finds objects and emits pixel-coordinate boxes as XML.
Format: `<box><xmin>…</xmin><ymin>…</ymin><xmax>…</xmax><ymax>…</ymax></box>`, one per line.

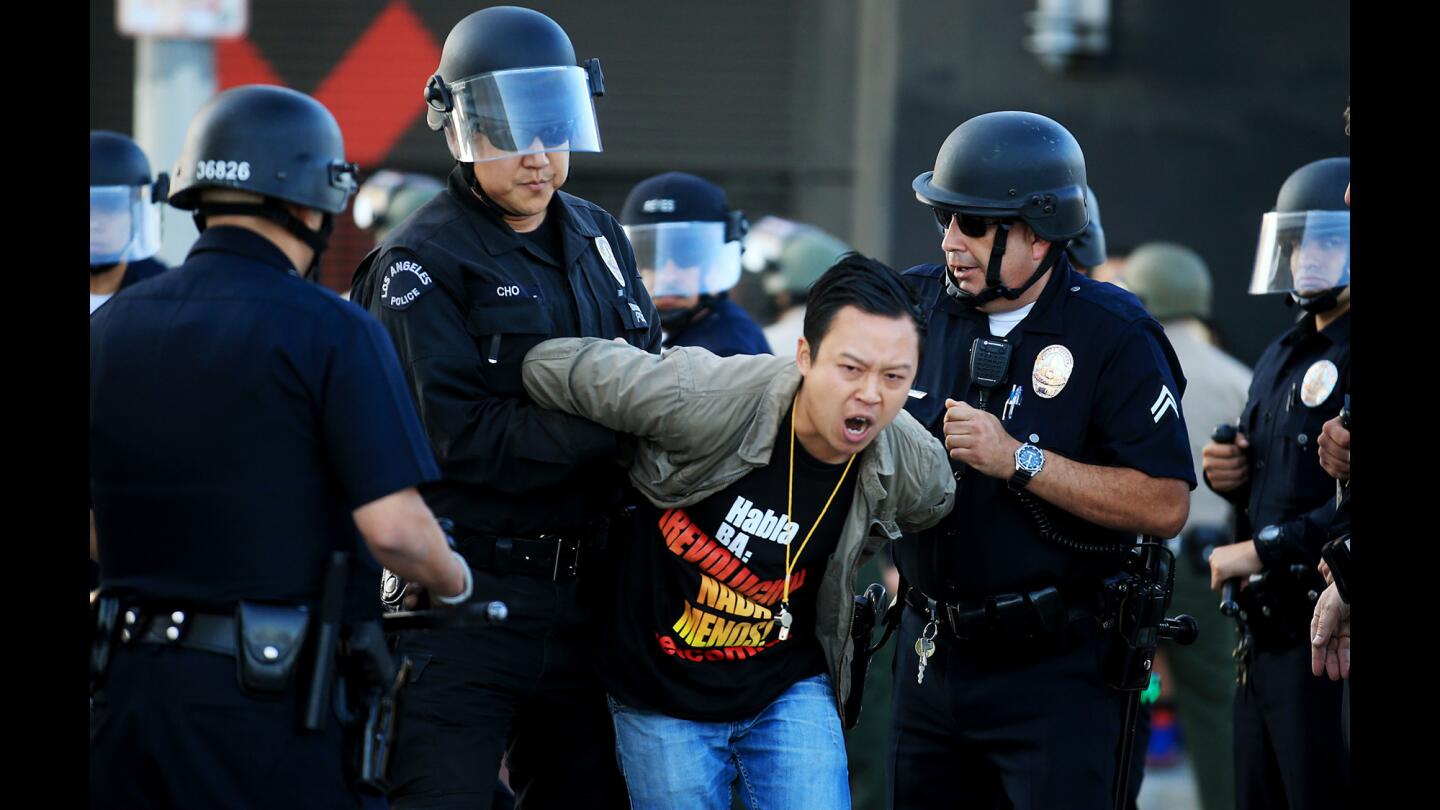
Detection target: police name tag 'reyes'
<box><xmin>379</xmin><ymin>258</ymin><xmax>433</xmax><ymax>311</ymax></box>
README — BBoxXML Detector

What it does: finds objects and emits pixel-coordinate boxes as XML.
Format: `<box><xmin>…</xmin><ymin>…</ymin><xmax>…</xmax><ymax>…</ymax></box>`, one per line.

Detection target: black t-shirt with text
<box><xmin>597</xmin><ymin>409</ymin><xmax>858</xmax><ymax>721</ymax></box>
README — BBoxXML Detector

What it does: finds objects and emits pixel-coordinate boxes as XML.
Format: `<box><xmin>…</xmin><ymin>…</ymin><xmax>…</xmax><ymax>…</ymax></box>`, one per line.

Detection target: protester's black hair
<box><xmin>802</xmin><ymin>252</ymin><xmax>927</xmax><ymax>358</ymax></box>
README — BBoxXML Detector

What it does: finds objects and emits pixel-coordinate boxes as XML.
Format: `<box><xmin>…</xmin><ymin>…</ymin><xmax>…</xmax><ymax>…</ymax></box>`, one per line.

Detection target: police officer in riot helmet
<box><xmin>890</xmin><ymin>111</ymin><xmax>1195</xmax><ymax>810</ymax></box>
<box><xmin>621</xmin><ymin>172</ymin><xmax>770</xmax><ymax>356</ymax></box>
<box><xmin>1066</xmin><ymin>185</ymin><xmax>1107</xmax><ymax>276</ymax></box>
<box><xmin>349</xmin><ymin>6</ymin><xmax>657</xmax><ymax>808</ymax></box>
<box><xmin>353</xmin><ymin>170</ymin><xmax>445</xmax><ymax>246</ymax></box>
<box><xmin>1202</xmin><ymin>156</ymin><xmax>1350</xmax><ymax>810</ymax></box>
<box><xmin>90</xmin><ymin>131</ymin><xmax>169</xmax><ymax>314</ymax></box>
<box><xmin>90</xmin><ymin>84</ymin><xmax>470</xmax><ymax>808</ymax></box>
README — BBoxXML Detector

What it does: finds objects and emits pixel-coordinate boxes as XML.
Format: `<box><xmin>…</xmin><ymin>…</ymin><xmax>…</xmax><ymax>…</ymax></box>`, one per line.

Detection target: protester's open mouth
<box><xmin>844</xmin><ymin>416</ymin><xmax>871</xmax><ymax>441</ymax></box>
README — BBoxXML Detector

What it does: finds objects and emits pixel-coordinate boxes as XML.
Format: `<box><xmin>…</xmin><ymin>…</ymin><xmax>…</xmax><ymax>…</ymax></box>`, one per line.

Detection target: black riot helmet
<box><xmin>424</xmin><ymin>6</ymin><xmax>604</xmax><ymax>164</ymax></box>
<box><xmin>1066</xmin><ymin>186</ymin><xmax>1107</xmax><ymax>272</ymax></box>
<box><xmin>90</xmin><ymin>131</ymin><xmax>169</xmax><ymax>270</ymax></box>
<box><xmin>621</xmin><ymin>172</ymin><xmax>748</xmax><ymax>333</ymax></box>
<box><xmin>1248</xmin><ymin>157</ymin><xmax>1350</xmax><ymax>313</ymax></box>
<box><xmin>168</xmin><ymin>85</ymin><xmax>359</xmax><ymax>272</ymax></box>
<box><xmin>914</xmin><ymin>111</ymin><xmax>1089</xmax><ymax>307</ymax></box>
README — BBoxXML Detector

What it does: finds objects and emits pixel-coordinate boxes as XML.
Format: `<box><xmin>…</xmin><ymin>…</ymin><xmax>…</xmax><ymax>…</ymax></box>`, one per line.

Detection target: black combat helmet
<box><xmin>90</xmin><ymin>131</ymin><xmax>168</xmax><ymax>268</ymax></box>
<box><xmin>424</xmin><ymin>6</ymin><xmax>604</xmax><ymax>164</ymax></box>
<box><xmin>914</xmin><ymin>111</ymin><xmax>1089</xmax><ymax>307</ymax></box>
<box><xmin>1248</xmin><ymin>157</ymin><xmax>1349</xmax><ymax>313</ymax></box>
<box><xmin>169</xmin><ymin>85</ymin><xmax>357</xmax><ymax>215</ymax></box>
<box><xmin>167</xmin><ymin>85</ymin><xmax>359</xmax><ymax>272</ymax></box>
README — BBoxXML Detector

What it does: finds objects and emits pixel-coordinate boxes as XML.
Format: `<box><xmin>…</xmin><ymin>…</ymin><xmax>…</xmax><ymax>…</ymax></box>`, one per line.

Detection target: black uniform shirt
<box><xmin>90</xmin><ymin>227</ymin><xmax>440</xmax><ymax>612</ymax></box>
<box><xmin>118</xmin><ymin>256</ymin><xmax>167</xmax><ymax>290</ymax></box>
<box><xmin>350</xmin><ymin>166</ymin><xmax>663</xmax><ymax>538</ymax></box>
<box><xmin>897</xmin><ymin>259</ymin><xmax>1196</xmax><ymax>598</ymax></box>
<box><xmin>667</xmin><ymin>296</ymin><xmax>773</xmax><ymax>358</ymax></box>
<box><xmin>1220</xmin><ymin>310</ymin><xmax>1350</xmax><ymax>568</ymax></box>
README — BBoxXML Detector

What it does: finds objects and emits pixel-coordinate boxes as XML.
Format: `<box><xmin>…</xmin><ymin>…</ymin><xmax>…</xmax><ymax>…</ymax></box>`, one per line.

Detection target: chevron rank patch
<box><xmin>1151</xmin><ymin>384</ymin><xmax>1179</xmax><ymax>424</ymax></box>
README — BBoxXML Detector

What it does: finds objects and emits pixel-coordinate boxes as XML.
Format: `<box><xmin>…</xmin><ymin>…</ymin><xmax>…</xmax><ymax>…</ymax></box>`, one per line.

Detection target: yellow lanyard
<box><xmin>780</xmin><ymin>400</ymin><xmax>856</xmax><ymax>630</ymax></box>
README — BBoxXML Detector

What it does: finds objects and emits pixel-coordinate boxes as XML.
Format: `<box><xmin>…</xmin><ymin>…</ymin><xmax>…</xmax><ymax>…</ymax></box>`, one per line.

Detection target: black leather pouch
<box><xmin>235</xmin><ymin>602</ymin><xmax>311</xmax><ymax>695</ymax></box>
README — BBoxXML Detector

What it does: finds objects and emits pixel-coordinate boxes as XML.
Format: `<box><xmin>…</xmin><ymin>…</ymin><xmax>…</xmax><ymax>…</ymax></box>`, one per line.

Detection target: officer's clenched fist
<box><xmin>1317</xmin><ymin>415</ymin><xmax>1350</xmax><ymax>481</ymax></box>
<box><xmin>943</xmin><ymin>399</ymin><xmax>1019</xmax><ymax>479</ymax></box>
<box><xmin>1202</xmin><ymin>433</ymin><xmax>1250</xmax><ymax>493</ymax></box>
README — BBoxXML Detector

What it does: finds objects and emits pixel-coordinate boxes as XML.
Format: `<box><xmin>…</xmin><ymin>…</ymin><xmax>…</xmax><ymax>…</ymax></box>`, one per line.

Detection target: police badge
<box><xmin>1032</xmin><ymin>345</ymin><xmax>1074</xmax><ymax>399</ymax></box>
<box><xmin>1301</xmin><ymin>359</ymin><xmax>1340</xmax><ymax>407</ymax></box>
<box><xmin>594</xmin><ymin>235</ymin><xmax>625</xmax><ymax>289</ymax></box>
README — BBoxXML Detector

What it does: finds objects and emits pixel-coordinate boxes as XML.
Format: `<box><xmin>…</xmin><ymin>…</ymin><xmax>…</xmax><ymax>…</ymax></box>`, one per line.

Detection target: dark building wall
<box><xmin>90</xmin><ymin>0</ymin><xmax>816</xmax><ymax>291</ymax></box>
<box><xmin>886</xmin><ymin>0</ymin><xmax>1350</xmax><ymax>365</ymax></box>
<box><xmin>92</xmin><ymin>0</ymin><xmax>1348</xmax><ymax>364</ymax></box>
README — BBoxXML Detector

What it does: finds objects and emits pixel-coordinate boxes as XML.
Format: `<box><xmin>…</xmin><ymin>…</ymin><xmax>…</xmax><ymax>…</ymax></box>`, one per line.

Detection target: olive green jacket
<box><xmin>522</xmin><ymin>338</ymin><xmax>954</xmax><ymax>717</ymax></box>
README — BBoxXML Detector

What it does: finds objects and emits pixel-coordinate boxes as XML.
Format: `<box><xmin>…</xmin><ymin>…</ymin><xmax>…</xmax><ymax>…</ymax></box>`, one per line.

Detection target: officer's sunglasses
<box><xmin>932</xmin><ymin>207</ymin><xmax>1004</xmax><ymax>238</ymax></box>
<box><xmin>478</xmin><ymin>118</ymin><xmax>575</xmax><ymax>153</ymax></box>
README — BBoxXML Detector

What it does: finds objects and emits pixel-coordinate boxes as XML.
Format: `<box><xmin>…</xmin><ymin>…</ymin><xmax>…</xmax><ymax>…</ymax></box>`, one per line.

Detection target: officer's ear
<box><xmin>285</xmin><ymin>203</ymin><xmax>324</xmax><ymax>231</ymax></box>
<box><xmin>1029</xmin><ymin>233</ymin><xmax>1052</xmax><ymax>262</ymax></box>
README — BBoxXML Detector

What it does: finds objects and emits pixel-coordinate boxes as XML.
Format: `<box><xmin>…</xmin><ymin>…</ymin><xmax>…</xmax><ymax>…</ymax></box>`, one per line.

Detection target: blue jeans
<box><xmin>607</xmin><ymin>673</ymin><xmax>851</xmax><ymax>810</ymax></box>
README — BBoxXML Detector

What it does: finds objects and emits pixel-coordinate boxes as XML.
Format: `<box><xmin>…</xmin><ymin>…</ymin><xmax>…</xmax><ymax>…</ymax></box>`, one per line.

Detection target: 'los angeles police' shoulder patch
<box><xmin>380</xmin><ymin>258</ymin><xmax>433</xmax><ymax>311</ymax></box>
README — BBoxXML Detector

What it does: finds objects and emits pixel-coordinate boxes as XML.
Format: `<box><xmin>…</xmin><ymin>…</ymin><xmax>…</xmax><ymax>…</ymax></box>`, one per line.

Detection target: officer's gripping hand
<box><xmin>1318</xmin><ymin>415</ymin><xmax>1350</xmax><ymax>480</ymax></box>
<box><xmin>1208</xmin><ymin>540</ymin><xmax>1262</xmax><ymax>591</ymax></box>
<box><xmin>1310</xmin><ymin>582</ymin><xmax>1350</xmax><ymax>680</ymax></box>
<box><xmin>401</xmin><ymin>583</ymin><xmax>428</xmax><ymax>611</ymax></box>
<box><xmin>1318</xmin><ymin>558</ymin><xmax>1334</xmax><ymax>586</ymax></box>
<box><xmin>1201</xmin><ymin>433</ymin><xmax>1250</xmax><ymax>493</ymax></box>
<box><xmin>943</xmin><ymin>399</ymin><xmax>1020</xmax><ymax>479</ymax></box>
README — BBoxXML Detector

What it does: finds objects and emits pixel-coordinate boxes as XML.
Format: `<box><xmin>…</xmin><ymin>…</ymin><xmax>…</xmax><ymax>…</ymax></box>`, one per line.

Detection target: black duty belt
<box><xmin>904</xmin><ymin>585</ymin><xmax>1095</xmax><ymax>642</ymax></box>
<box><xmin>459</xmin><ymin>533</ymin><xmax>587</xmax><ymax>581</ymax></box>
<box><xmin>119</xmin><ymin>608</ymin><xmax>238</xmax><ymax>657</ymax></box>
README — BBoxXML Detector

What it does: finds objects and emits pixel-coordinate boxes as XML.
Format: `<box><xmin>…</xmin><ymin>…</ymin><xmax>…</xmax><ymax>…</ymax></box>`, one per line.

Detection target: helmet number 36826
<box><xmin>195</xmin><ymin>160</ymin><xmax>252</xmax><ymax>182</ymax></box>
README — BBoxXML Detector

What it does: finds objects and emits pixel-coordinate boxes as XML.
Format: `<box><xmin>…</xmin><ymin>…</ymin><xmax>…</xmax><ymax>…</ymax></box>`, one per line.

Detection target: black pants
<box><xmin>90</xmin><ymin>645</ymin><xmax>362</xmax><ymax>809</ymax></box>
<box><xmin>387</xmin><ymin>568</ymin><xmax>628</xmax><ymax>810</ymax></box>
<box><xmin>1234</xmin><ymin>641</ymin><xmax>1351</xmax><ymax>810</ymax></box>
<box><xmin>887</xmin><ymin>606</ymin><xmax>1129</xmax><ymax>810</ymax></box>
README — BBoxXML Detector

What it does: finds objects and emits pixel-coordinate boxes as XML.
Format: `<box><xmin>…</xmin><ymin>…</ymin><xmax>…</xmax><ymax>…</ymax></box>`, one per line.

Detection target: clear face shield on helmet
<box><xmin>429</xmin><ymin>66</ymin><xmax>602</xmax><ymax>163</ymax></box>
<box><xmin>1248</xmin><ymin>210</ymin><xmax>1350</xmax><ymax>297</ymax></box>
<box><xmin>625</xmin><ymin>222</ymin><xmax>742</xmax><ymax>300</ymax></box>
<box><xmin>90</xmin><ymin>185</ymin><xmax>163</xmax><ymax>266</ymax></box>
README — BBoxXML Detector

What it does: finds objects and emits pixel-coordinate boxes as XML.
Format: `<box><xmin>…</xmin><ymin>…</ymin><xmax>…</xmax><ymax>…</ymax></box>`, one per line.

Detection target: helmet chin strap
<box><xmin>1291</xmin><ymin>287</ymin><xmax>1344</xmax><ymax>313</ymax></box>
<box><xmin>943</xmin><ymin>224</ymin><xmax>1068</xmax><ymax>309</ymax></box>
<box><xmin>464</xmin><ymin>165</ymin><xmax>535</xmax><ymax>220</ymax></box>
<box><xmin>192</xmin><ymin>199</ymin><xmax>334</xmax><ymax>279</ymax></box>
<box><xmin>658</xmin><ymin>293</ymin><xmax>720</xmax><ymax>334</ymax></box>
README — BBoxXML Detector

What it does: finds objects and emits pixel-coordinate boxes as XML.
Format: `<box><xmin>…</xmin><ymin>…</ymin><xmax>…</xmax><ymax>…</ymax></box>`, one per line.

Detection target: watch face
<box><xmin>1016</xmin><ymin>444</ymin><xmax>1044</xmax><ymax>472</ymax></box>
<box><xmin>1258</xmin><ymin>525</ymin><xmax>1281</xmax><ymax>542</ymax></box>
